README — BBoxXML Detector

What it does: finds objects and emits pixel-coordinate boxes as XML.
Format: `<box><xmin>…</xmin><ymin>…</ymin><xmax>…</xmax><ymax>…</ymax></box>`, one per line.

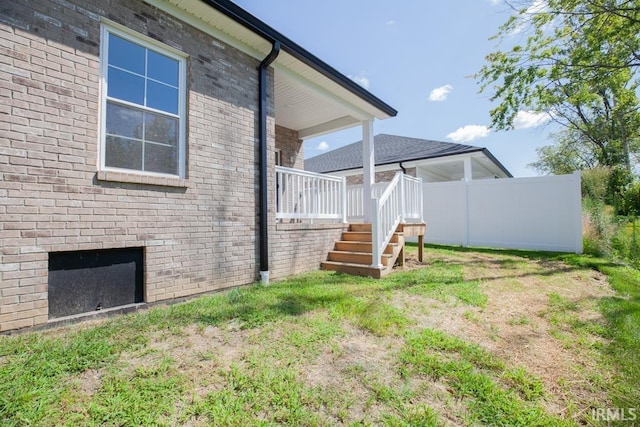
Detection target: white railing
<box><xmin>275</xmin><ymin>166</ymin><xmax>347</xmax><ymax>222</ymax></box>
<box><xmin>400</xmin><ymin>174</ymin><xmax>423</xmax><ymax>222</ymax></box>
<box><xmin>370</xmin><ymin>173</ymin><xmax>424</xmax><ymax>267</ymax></box>
<box><xmin>345</xmin><ymin>182</ymin><xmax>387</xmax><ymax>220</ymax></box>
<box><xmin>275</xmin><ymin>167</ymin><xmax>423</xmax><ymax>268</ymax></box>
<box><xmin>371</xmin><ymin>173</ymin><xmax>402</xmax><ymax>268</ymax></box>
<box><xmin>346</xmin><ymin>175</ymin><xmax>423</xmax><ymax>224</ymax></box>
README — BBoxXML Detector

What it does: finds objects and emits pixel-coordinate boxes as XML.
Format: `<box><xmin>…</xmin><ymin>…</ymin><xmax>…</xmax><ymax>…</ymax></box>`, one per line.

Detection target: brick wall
<box><xmin>0</xmin><ymin>0</ymin><xmax>281</xmax><ymax>331</ymax></box>
<box><xmin>271</xmin><ymin>223</ymin><xmax>347</xmax><ymax>280</ymax></box>
<box><xmin>275</xmin><ymin>125</ymin><xmax>303</xmax><ymax>169</ymax></box>
<box><xmin>346</xmin><ymin>167</ymin><xmax>417</xmax><ymax>185</ymax></box>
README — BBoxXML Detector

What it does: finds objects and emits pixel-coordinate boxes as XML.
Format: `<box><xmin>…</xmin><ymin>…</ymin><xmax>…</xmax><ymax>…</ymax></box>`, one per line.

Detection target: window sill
<box><xmin>96</xmin><ymin>170</ymin><xmax>189</xmax><ymax>188</ymax></box>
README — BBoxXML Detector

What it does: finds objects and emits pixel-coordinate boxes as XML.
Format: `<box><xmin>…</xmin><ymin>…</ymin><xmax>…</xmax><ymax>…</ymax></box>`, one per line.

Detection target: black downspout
<box><xmin>399</xmin><ymin>162</ymin><xmax>407</xmax><ymax>174</ymax></box>
<box><xmin>258</xmin><ymin>41</ymin><xmax>280</xmax><ymax>284</ymax></box>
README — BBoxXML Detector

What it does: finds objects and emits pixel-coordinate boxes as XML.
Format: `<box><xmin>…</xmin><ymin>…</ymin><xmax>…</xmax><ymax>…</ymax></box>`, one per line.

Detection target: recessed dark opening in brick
<box><xmin>48</xmin><ymin>247</ymin><xmax>144</xmax><ymax>319</ymax></box>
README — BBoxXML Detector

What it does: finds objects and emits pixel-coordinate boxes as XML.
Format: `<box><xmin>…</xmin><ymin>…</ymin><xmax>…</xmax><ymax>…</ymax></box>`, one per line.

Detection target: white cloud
<box><xmin>513</xmin><ymin>110</ymin><xmax>551</xmax><ymax>129</ymax></box>
<box><xmin>349</xmin><ymin>75</ymin><xmax>370</xmax><ymax>89</ymax></box>
<box><xmin>385</xmin><ymin>20</ymin><xmax>396</xmax><ymax>25</ymax></box>
<box><xmin>527</xmin><ymin>0</ymin><xmax>548</xmax><ymax>14</ymax></box>
<box><xmin>446</xmin><ymin>125</ymin><xmax>491</xmax><ymax>143</ymax></box>
<box><xmin>488</xmin><ymin>0</ymin><xmax>501</xmax><ymax>4</ymax></box>
<box><xmin>512</xmin><ymin>0</ymin><xmax>549</xmax><ymax>34</ymax></box>
<box><xmin>316</xmin><ymin>141</ymin><xmax>329</xmax><ymax>151</ymax></box>
<box><xmin>429</xmin><ymin>84</ymin><xmax>453</xmax><ymax>101</ymax></box>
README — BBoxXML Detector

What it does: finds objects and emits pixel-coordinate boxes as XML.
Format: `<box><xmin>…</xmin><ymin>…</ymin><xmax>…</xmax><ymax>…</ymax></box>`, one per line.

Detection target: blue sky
<box><xmin>233</xmin><ymin>0</ymin><xmax>554</xmax><ymax>177</ymax></box>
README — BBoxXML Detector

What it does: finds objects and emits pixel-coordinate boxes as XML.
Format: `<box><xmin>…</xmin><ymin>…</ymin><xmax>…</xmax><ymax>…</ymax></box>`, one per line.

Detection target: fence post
<box><xmin>462</xmin><ymin>178</ymin><xmax>469</xmax><ymax>247</ymax></box>
<box><xmin>276</xmin><ymin>169</ymin><xmax>282</xmax><ymax>219</ymax></box>
<box><xmin>418</xmin><ymin>177</ymin><xmax>424</xmax><ymax>222</ymax></box>
<box><xmin>341</xmin><ymin>177</ymin><xmax>348</xmax><ymax>224</ymax></box>
<box><xmin>573</xmin><ymin>170</ymin><xmax>583</xmax><ymax>253</ymax></box>
<box><xmin>371</xmin><ymin>198</ymin><xmax>382</xmax><ymax>268</ymax></box>
<box><xmin>399</xmin><ymin>173</ymin><xmax>406</xmax><ymax>223</ymax></box>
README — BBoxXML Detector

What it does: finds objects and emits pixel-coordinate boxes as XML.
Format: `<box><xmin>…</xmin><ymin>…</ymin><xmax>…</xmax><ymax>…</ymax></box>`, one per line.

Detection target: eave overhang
<box><xmin>144</xmin><ymin>0</ymin><xmax>398</xmax><ymax>138</ymax></box>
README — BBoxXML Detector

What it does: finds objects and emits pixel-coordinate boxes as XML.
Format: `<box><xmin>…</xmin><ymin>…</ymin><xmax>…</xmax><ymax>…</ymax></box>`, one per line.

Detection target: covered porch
<box><xmin>269</xmin><ymin>54</ymin><xmax>428</xmax><ymax>278</ymax></box>
<box><xmin>246</xmin><ymin>12</ymin><xmax>423</xmax><ymax>281</ymax></box>
<box><xmin>274</xmin><ymin>166</ymin><xmax>426</xmax><ymax>278</ymax></box>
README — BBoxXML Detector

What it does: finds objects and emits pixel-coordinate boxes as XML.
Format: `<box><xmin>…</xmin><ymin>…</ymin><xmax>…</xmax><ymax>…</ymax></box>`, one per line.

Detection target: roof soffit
<box><xmin>145</xmin><ymin>0</ymin><xmax>395</xmax><ymax>134</ymax></box>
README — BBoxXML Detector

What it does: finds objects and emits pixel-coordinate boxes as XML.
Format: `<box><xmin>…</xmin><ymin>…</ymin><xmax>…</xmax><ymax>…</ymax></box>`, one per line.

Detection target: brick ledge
<box><xmin>276</xmin><ymin>222</ymin><xmax>348</xmax><ymax>231</ymax></box>
<box><xmin>96</xmin><ymin>171</ymin><xmax>189</xmax><ymax>188</ymax></box>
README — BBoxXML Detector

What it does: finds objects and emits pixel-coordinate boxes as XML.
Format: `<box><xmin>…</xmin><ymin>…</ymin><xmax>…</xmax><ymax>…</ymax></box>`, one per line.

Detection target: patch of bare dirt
<box><xmin>301</xmin><ymin>324</ymin><xmax>465</xmax><ymax>426</ymax></box>
<box><xmin>395</xmin><ymin>250</ymin><xmax>615</xmax><ymax>420</ymax></box>
<box><xmin>75</xmin><ymin>368</ymin><xmax>104</xmax><ymax>397</ymax></box>
<box><xmin>303</xmin><ymin>324</ymin><xmax>399</xmax><ymax>423</ymax></box>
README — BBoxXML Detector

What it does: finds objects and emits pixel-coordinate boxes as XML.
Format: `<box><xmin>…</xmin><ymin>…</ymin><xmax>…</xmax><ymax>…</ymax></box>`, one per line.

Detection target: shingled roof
<box><xmin>304</xmin><ymin>134</ymin><xmax>511</xmax><ymax>177</ymax></box>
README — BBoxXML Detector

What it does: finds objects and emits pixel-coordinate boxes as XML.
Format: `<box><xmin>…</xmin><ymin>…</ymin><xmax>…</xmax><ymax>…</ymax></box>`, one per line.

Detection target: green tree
<box><xmin>477</xmin><ymin>0</ymin><xmax>640</xmax><ymax>173</ymax></box>
<box><xmin>528</xmin><ymin>128</ymin><xmax>597</xmax><ymax>174</ymax></box>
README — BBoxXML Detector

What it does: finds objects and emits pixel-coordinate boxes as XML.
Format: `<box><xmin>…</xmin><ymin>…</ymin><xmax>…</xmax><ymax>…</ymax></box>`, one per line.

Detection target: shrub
<box><xmin>583</xmin><ymin>198</ymin><xmax>614</xmax><ymax>258</ymax></box>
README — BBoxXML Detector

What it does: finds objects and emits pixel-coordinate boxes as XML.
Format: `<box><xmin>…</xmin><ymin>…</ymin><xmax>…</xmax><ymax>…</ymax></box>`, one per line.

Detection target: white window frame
<box><xmin>98</xmin><ymin>21</ymin><xmax>188</xmax><ymax>179</ymax></box>
<box><xmin>275</xmin><ymin>149</ymin><xmax>282</xmax><ymax>166</ymax></box>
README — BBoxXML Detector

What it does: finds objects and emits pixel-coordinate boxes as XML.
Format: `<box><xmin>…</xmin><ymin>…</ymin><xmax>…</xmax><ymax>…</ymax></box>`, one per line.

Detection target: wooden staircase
<box><xmin>321</xmin><ymin>223</ymin><xmax>406</xmax><ymax>279</ymax></box>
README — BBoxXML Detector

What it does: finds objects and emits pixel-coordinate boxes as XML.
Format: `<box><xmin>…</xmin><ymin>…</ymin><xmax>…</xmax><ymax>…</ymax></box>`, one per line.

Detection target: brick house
<box><xmin>1</xmin><ymin>0</ymin><xmax>407</xmax><ymax>331</ymax></box>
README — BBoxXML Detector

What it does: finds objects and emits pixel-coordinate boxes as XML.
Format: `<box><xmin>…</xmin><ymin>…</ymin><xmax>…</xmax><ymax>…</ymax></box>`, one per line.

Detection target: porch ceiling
<box><xmin>274</xmin><ymin>61</ymin><xmax>363</xmax><ymax>139</ymax></box>
<box><xmin>147</xmin><ymin>0</ymin><xmax>397</xmax><ymax>139</ymax></box>
<box><xmin>416</xmin><ymin>153</ymin><xmax>510</xmax><ymax>180</ymax></box>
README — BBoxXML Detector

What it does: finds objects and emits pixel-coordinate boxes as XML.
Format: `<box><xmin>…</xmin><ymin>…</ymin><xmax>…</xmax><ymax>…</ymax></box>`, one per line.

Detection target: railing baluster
<box><xmin>275</xmin><ymin>166</ymin><xmax>346</xmax><ymax>221</ymax></box>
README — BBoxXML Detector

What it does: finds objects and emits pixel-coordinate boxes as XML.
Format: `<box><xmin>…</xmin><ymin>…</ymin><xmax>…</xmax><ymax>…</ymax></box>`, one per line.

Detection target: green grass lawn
<box><xmin>0</xmin><ymin>245</ymin><xmax>638</xmax><ymax>426</ymax></box>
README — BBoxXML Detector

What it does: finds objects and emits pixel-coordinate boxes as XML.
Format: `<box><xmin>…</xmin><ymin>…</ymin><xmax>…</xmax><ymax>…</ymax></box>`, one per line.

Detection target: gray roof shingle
<box><xmin>305</xmin><ymin>134</ymin><xmax>499</xmax><ymax>174</ymax></box>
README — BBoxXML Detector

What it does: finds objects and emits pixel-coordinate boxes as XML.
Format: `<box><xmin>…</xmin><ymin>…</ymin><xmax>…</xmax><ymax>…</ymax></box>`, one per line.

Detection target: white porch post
<box><xmin>463</xmin><ymin>157</ymin><xmax>473</xmax><ymax>181</ymax></box>
<box><xmin>362</xmin><ymin>119</ymin><xmax>375</xmax><ymax>222</ymax></box>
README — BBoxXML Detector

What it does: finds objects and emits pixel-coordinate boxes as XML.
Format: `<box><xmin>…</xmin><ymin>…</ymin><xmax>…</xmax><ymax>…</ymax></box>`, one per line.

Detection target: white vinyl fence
<box><xmin>421</xmin><ymin>172</ymin><xmax>582</xmax><ymax>253</ymax></box>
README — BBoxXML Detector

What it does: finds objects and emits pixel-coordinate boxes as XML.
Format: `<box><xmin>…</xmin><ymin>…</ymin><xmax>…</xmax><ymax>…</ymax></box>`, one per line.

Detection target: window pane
<box><xmin>108</xmin><ymin>67</ymin><xmax>144</xmax><ymax>105</ymax></box>
<box><xmin>106</xmin><ymin>103</ymin><xmax>144</xmax><ymax>139</ymax></box>
<box><xmin>102</xmin><ymin>29</ymin><xmax>184</xmax><ymax>177</ymax></box>
<box><xmin>147</xmin><ymin>81</ymin><xmax>178</xmax><ymax>114</ymax></box>
<box><xmin>144</xmin><ymin>112</ymin><xmax>177</xmax><ymax>146</ymax></box>
<box><xmin>145</xmin><ymin>142</ymin><xmax>177</xmax><ymax>175</ymax></box>
<box><xmin>108</xmin><ymin>33</ymin><xmax>145</xmax><ymax>75</ymax></box>
<box><xmin>105</xmin><ymin>136</ymin><xmax>143</xmax><ymax>171</ymax></box>
<box><xmin>148</xmin><ymin>50</ymin><xmax>179</xmax><ymax>86</ymax></box>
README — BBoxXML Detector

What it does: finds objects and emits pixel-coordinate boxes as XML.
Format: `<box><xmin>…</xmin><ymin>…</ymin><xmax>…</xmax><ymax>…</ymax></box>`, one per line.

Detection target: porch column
<box><xmin>362</xmin><ymin>119</ymin><xmax>375</xmax><ymax>222</ymax></box>
<box><xmin>463</xmin><ymin>157</ymin><xmax>473</xmax><ymax>181</ymax></box>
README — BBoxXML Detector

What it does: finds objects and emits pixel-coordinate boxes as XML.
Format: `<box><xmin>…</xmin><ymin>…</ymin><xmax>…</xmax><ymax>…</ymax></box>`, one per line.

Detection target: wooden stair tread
<box><xmin>321</xmin><ymin>260</ymin><xmax>389</xmax><ymax>279</ymax></box>
<box><xmin>327</xmin><ymin>250</ymin><xmax>393</xmax><ymax>266</ymax></box>
<box><xmin>321</xmin><ymin>260</ymin><xmax>383</xmax><ymax>268</ymax></box>
<box><xmin>328</xmin><ymin>250</ymin><xmax>392</xmax><ymax>257</ymax></box>
<box><xmin>321</xmin><ymin>222</ymin><xmax>422</xmax><ymax>278</ymax></box>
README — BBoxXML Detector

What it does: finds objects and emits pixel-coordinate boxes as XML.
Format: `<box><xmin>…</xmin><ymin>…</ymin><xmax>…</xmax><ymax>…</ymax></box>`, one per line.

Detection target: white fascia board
<box><xmin>410</xmin><ymin>152</ymin><xmax>476</xmax><ymax>167</ymax></box>
<box><xmin>298</xmin><ymin>116</ymin><xmax>361</xmax><ymax>139</ymax></box>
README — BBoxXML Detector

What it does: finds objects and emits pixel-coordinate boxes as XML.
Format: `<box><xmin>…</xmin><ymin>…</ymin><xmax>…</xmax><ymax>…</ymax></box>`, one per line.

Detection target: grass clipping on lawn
<box><xmin>0</xmin><ymin>245</ymin><xmax>631</xmax><ymax>426</ymax></box>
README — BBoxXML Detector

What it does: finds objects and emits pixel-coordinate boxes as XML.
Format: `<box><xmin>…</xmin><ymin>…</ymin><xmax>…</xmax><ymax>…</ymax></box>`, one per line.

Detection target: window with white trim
<box><xmin>100</xmin><ymin>25</ymin><xmax>187</xmax><ymax>177</ymax></box>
